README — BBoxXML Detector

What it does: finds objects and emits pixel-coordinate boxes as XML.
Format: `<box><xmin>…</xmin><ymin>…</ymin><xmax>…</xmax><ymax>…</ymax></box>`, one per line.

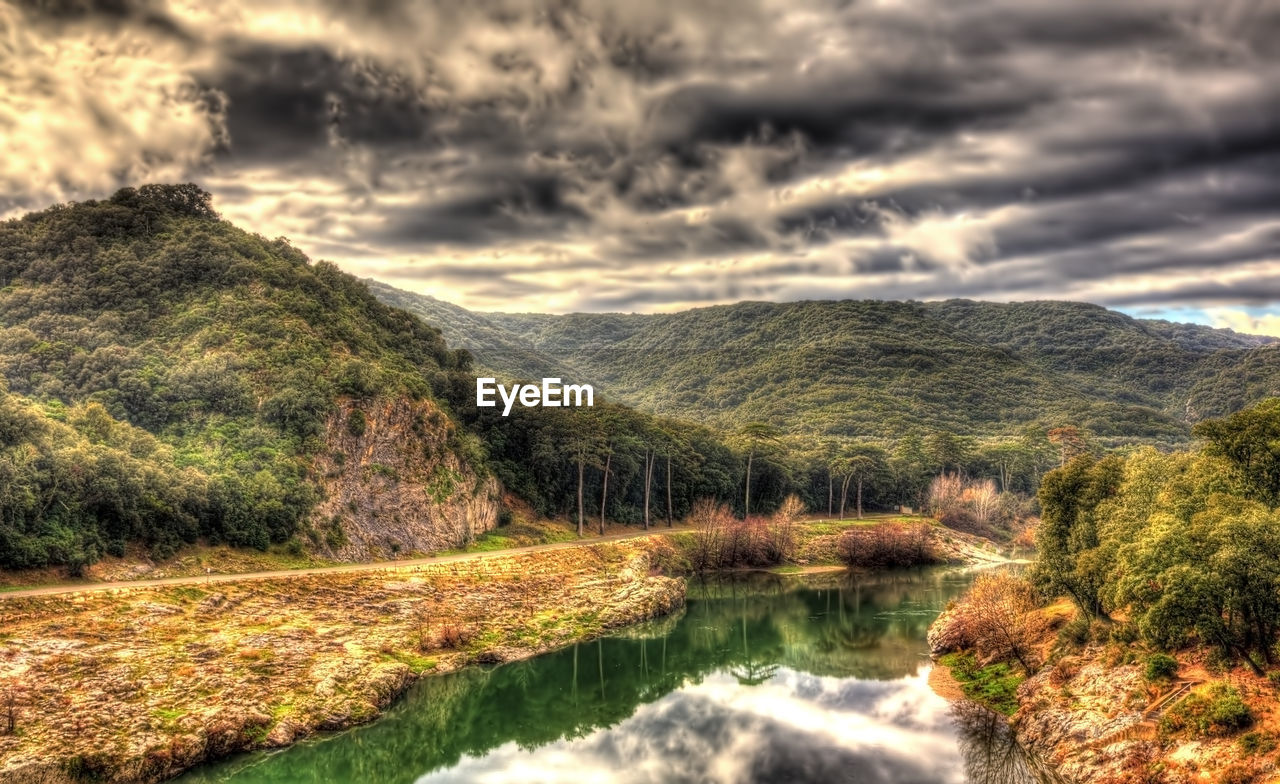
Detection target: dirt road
<box><xmin>0</xmin><ymin>526</ymin><xmax>695</xmax><ymax>599</ymax></box>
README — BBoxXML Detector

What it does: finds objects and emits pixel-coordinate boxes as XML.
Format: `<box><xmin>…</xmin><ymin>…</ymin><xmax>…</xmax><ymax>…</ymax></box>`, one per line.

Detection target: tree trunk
<box><xmin>827</xmin><ymin>470</ymin><xmax>833</xmax><ymax>517</ymax></box>
<box><xmin>599</xmin><ymin>452</ymin><xmax>611</xmax><ymax>535</ymax></box>
<box><xmin>743</xmin><ymin>451</ymin><xmax>753</xmax><ymax>519</ymax></box>
<box><xmin>839</xmin><ymin>475</ymin><xmax>851</xmax><ymax>520</ymax></box>
<box><xmin>643</xmin><ymin>449</ymin><xmax>653</xmax><ymax>530</ymax></box>
<box><xmin>666</xmin><ymin>454</ymin><xmax>673</xmax><ymax>527</ymax></box>
<box><xmin>576</xmin><ymin>458</ymin><xmax>585</xmax><ymax>536</ymax></box>
<box><xmin>856</xmin><ymin>477</ymin><xmax>864</xmax><ymax>519</ymax></box>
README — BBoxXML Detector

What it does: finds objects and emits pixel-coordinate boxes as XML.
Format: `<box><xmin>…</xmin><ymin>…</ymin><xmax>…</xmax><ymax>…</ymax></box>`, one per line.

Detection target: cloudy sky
<box><xmin>3</xmin><ymin>0</ymin><xmax>1280</xmax><ymax>327</ymax></box>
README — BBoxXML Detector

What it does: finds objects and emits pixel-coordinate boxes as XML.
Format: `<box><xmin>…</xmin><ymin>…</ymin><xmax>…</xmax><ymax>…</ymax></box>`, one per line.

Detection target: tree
<box><xmin>925</xmin><ymin>431</ymin><xmax>972</xmax><ymax>476</ymax></box>
<box><xmin>957</xmin><ymin>572</ymin><xmax>1047</xmax><ymax>675</ymax></box>
<box><xmin>1194</xmin><ymin>399</ymin><xmax>1280</xmax><ymax>507</ymax></box>
<box><xmin>1047</xmin><ymin>425</ymin><xmax>1089</xmax><ymax>467</ymax></box>
<box><xmin>1</xmin><ymin>679</ymin><xmax>23</xmax><ymax>735</ymax></box>
<box><xmin>981</xmin><ymin>441</ymin><xmax>1033</xmax><ymax>494</ymax></box>
<box><xmin>963</xmin><ymin>478</ymin><xmax>1000</xmax><ymax>525</ymax></box>
<box><xmin>737</xmin><ymin>422</ymin><xmax>782</xmax><ymax>519</ymax></box>
<box><xmin>561</xmin><ymin>414</ymin><xmax>603</xmax><ymax>536</ymax></box>
<box><xmin>1033</xmin><ymin>455</ymin><xmax>1122</xmax><ymax>619</ymax></box>
<box><xmin>891</xmin><ymin>433</ymin><xmax>930</xmax><ymax>512</ymax></box>
<box><xmin>832</xmin><ymin>445</ymin><xmax>885</xmax><ymax>519</ymax></box>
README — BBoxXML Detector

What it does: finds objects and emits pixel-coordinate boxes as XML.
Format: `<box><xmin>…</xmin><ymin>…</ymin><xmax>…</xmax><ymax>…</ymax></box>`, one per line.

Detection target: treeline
<box><xmin>1033</xmin><ymin>398</ymin><xmax>1280</xmax><ymax>673</ymax></box>
<box><xmin>442</xmin><ymin>366</ymin><xmax>1073</xmax><ymax>532</ymax></box>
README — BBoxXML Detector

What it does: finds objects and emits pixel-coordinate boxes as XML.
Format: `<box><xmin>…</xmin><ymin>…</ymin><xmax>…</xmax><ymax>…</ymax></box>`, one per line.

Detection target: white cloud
<box><xmin>1204</xmin><ymin>307</ymin><xmax>1280</xmax><ymax>338</ymax></box>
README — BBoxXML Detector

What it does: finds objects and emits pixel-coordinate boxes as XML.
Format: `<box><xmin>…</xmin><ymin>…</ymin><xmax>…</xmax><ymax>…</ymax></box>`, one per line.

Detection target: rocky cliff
<box><xmin>311</xmin><ymin>396</ymin><xmax>500</xmax><ymax>561</ymax></box>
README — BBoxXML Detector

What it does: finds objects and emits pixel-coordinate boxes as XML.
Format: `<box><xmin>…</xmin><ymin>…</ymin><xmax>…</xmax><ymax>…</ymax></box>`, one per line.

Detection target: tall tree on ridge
<box><xmin>738</xmin><ymin>422</ymin><xmax>782</xmax><ymax>519</ymax></box>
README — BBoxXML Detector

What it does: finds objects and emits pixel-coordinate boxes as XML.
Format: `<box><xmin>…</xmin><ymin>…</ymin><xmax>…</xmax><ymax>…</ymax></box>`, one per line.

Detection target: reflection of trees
<box><xmin>178</xmin><ymin>568</ymin><xmax>984</xmax><ymax>784</ymax></box>
<box><xmin>951</xmin><ymin>701</ymin><xmax>1066</xmax><ymax>784</ymax></box>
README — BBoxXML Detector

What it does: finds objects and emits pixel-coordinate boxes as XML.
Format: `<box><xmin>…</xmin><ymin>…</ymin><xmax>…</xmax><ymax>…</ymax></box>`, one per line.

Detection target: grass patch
<box><xmin>152</xmin><ymin>707</ymin><xmax>187</xmax><ymax>723</ymax></box>
<box><xmin>440</xmin><ymin>520</ymin><xmax>580</xmax><ymax>555</ymax></box>
<box><xmin>769</xmin><ymin>565</ymin><xmax>804</xmax><ymax>574</ymax></box>
<box><xmin>939</xmin><ymin>651</ymin><xmax>1024</xmax><ymax>716</ymax></box>
<box><xmin>380</xmin><ymin>650</ymin><xmax>438</xmax><ymax>674</ymax></box>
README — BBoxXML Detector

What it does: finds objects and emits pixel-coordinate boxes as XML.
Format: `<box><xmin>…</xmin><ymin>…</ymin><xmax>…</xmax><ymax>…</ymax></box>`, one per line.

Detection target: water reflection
<box><xmin>175</xmin><ymin>568</ymin><xmax>1057</xmax><ymax>784</ymax></box>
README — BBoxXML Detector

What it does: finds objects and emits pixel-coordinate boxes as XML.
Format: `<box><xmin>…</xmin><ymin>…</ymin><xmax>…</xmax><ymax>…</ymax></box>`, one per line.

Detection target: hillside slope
<box><xmin>373</xmin><ymin>286</ymin><xmax>1277</xmax><ymax>442</ymax></box>
<box><xmin>0</xmin><ymin>185</ymin><xmax>498</xmax><ymax>568</ymax></box>
<box><xmin>362</xmin><ymin>279</ymin><xmax>574</xmax><ymax>381</ymax></box>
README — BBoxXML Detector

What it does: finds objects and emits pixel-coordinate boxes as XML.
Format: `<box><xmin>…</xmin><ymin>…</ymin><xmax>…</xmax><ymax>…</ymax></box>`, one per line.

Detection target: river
<box><xmin>173</xmin><ymin>567</ymin><xmax>1058</xmax><ymax>784</ymax></box>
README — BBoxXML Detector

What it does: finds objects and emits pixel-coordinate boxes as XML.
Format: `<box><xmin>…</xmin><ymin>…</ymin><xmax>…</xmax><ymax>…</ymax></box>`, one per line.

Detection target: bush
<box><xmin>1144</xmin><ymin>653</ymin><xmax>1179</xmax><ymax>682</ymax></box>
<box><xmin>1161</xmin><ymin>683</ymin><xmax>1253</xmax><ymax>737</ymax></box>
<box><xmin>685</xmin><ymin>498</ymin><xmax>798</xmax><ymax>570</ymax></box>
<box><xmin>346</xmin><ymin>409</ymin><xmax>367</xmax><ymax>437</ymax></box>
<box><xmin>1219</xmin><ymin>762</ymin><xmax>1258</xmax><ymax>784</ymax></box>
<box><xmin>1057</xmin><ymin>617</ymin><xmax>1091</xmax><ymax>648</ymax></box>
<box><xmin>837</xmin><ymin>523</ymin><xmax>938</xmax><ymax>569</ymax></box>
<box><xmin>946</xmin><ymin>572</ymin><xmax>1048</xmax><ymax>675</ymax></box>
<box><xmin>437</xmin><ymin>623</ymin><xmax>473</xmax><ymax>649</ymax></box>
<box><xmin>1239</xmin><ymin>731</ymin><xmax>1276</xmax><ymax>756</ymax></box>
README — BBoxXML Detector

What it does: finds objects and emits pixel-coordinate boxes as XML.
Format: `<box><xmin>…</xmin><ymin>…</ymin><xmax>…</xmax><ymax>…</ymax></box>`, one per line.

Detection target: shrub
<box><xmin>947</xmin><ymin>572</ymin><xmax>1048</xmax><ymax>675</ymax></box>
<box><xmin>685</xmin><ymin>498</ymin><xmax>798</xmax><ymax>570</ymax></box>
<box><xmin>1239</xmin><ymin>731</ymin><xmax>1276</xmax><ymax>756</ymax></box>
<box><xmin>1057</xmin><ymin>617</ymin><xmax>1091</xmax><ymax>648</ymax></box>
<box><xmin>1219</xmin><ymin>762</ymin><xmax>1258</xmax><ymax>784</ymax></box>
<box><xmin>837</xmin><ymin>523</ymin><xmax>938</xmax><ymax>569</ymax></box>
<box><xmin>437</xmin><ymin>623</ymin><xmax>472</xmax><ymax>649</ymax></box>
<box><xmin>1144</xmin><ymin>653</ymin><xmax>1179</xmax><ymax>682</ymax></box>
<box><xmin>1160</xmin><ymin>683</ymin><xmax>1253</xmax><ymax>738</ymax></box>
<box><xmin>346</xmin><ymin>409</ymin><xmax>367</xmax><ymax>437</ymax></box>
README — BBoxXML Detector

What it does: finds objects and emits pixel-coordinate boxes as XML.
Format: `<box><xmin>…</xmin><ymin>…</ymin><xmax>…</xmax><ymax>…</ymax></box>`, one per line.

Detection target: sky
<box><xmin>3</xmin><ymin>0</ymin><xmax>1280</xmax><ymax>329</ymax></box>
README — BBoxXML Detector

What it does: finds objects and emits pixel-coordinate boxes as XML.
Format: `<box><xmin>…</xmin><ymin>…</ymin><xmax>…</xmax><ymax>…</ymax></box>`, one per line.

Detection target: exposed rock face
<box><xmin>926</xmin><ymin>604</ymin><xmax>969</xmax><ymax>656</ymax></box>
<box><xmin>311</xmin><ymin>397</ymin><xmax>500</xmax><ymax>560</ymax></box>
<box><xmin>1013</xmin><ymin>655</ymin><xmax>1147</xmax><ymax>783</ymax></box>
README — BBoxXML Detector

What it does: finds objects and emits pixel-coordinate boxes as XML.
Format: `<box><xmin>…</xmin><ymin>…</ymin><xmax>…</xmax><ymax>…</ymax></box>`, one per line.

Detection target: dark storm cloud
<box><xmin>4</xmin><ymin>0</ymin><xmax>1280</xmax><ymax>315</ymax></box>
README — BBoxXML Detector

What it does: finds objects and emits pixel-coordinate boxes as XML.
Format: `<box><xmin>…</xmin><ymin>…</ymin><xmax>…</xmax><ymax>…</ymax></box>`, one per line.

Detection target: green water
<box><xmin>175</xmin><ymin>568</ymin><xmax>1058</xmax><ymax>784</ymax></box>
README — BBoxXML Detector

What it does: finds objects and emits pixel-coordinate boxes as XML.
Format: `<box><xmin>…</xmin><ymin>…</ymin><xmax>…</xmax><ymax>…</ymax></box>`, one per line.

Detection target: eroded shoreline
<box><xmin>0</xmin><ymin>540</ymin><xmax>683</xmax><ymax>784</ymax></box>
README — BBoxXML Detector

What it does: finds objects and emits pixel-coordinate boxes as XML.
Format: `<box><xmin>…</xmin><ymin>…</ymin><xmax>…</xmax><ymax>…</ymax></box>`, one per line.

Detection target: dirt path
<box><xmin>0</xmin><ymin>526</ymin><xmax>695</xmax><ymax>600</ymax></box>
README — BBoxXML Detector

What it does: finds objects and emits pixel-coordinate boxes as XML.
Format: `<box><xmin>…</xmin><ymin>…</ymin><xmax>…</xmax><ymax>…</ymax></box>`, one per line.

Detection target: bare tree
<box><xmin>688</xmin><ymin>499</ymin><xmax>732</xmax><ymax>571</ymax></box>
<box><xmin>957</xmin><ymin>573</ymin><xmax>1046</xmax><ymax>676</ymax></box>
<box><xmin>964</xmin><ymin>479</ymin><xmax>1000</xmax><ymax>524</ymax></box>
<box><xmin>1</xmin><ymin>679</ymin><xmax>23</xmax><ymax>735</ymax></box>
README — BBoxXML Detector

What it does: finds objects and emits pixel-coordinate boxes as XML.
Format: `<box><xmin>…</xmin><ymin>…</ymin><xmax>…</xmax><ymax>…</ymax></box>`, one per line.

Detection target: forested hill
<box><xmin>362</xmin><ymin>279</ymin><xmax>575</xmax><ymax>381</ymax></box>
<box><xmin>0</xmin><ymin>185</ymin><xmax>499</xmax><ymax>570</ymax></box>
<box><xmin>372</xmin><ymin>287</ymin><xmax>1277</xmax><ymax>443</ymax></box>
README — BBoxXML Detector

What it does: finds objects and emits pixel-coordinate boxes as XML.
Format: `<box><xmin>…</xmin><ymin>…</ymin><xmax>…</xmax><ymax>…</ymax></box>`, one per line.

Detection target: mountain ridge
<box><xmin>371</xmin><ymin>286</ymin><xmax>1278</xmax><ymax>442</ymax></box>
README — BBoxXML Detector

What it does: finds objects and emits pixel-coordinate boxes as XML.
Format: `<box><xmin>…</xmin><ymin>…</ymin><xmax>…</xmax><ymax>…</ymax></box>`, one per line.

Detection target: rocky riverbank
<box><xmin>929</xmin><ymin>605</ymin><xmax>1280</xmax><ymax>783</ymax></box>
<box><xmin>0</xmin><ymin>540</ymin><xmax>683</xmax><ymax>784</ymax></box>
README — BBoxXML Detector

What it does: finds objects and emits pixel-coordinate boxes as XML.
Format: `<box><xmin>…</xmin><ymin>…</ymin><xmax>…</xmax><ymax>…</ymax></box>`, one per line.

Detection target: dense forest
<box><xmin>378</xmin><ymin>287</ymin><xmax>1277</xmax><ymax>444</ymax></box>
<box><xmin>1033</xmin><ymin>399</ymin><xmax>1280</xmax><ymax>673</ymax></box>
<box><xmin>0</xmin><ymin>184</ymin><xmax>1275</xmax><ymax>573</ymax></box>
<box><xmin>0</xmin><ymin>185</ymin><xmax>478</xmax><ymax>569</ymax></box>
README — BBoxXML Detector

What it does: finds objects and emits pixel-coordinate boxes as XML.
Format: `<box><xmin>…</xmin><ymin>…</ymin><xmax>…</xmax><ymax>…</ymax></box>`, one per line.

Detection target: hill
<box><xmin>373</xmin><ymin>288</ymin><xmax>1277</xmax><ymax>443</ymax></box>
<box><xmin>0</xmin><ymin>185</ymin><xmax>499</xmax><ymax>569</ymax></box>
<box><xmin>362</xmin><ymin>279</ymin><xmax>575</xmax><ymax>381</ymax></box>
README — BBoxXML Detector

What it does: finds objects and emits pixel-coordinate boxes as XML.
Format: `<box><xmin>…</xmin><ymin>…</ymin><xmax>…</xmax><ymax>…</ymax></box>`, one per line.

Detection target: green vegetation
<box><xmin>1159</xmin><ymin>683</ymin><xmax>1253</xmax><ymax>738</ymax></box>
<box><xmin>1033</xmin><ymin>399</ymin><xmax>1280</xmax><ymax>674</ymax></box>
<box><xmin>1144</xmin><ymin>653</ymin><xmax>1179</xmax><ymax>682</ymax></box>
<box><xmin>0</xmin><ymin>185</ymin><xmax>473</xmax><ymax>569</ymax></box>
<box><xmin>3</xmin><ymin>184</ymin><xmax>1276</xmax><ymax>577</ymax></box>
<box><xmin>378</xmin><ymin>288</ymin><xmax>1275</xmax><ymax>443</ymax></box>
<box><xmin>939</xmin><ymin>651</ymin><xmax>1024</xmax><ymax>716</ymax></box>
